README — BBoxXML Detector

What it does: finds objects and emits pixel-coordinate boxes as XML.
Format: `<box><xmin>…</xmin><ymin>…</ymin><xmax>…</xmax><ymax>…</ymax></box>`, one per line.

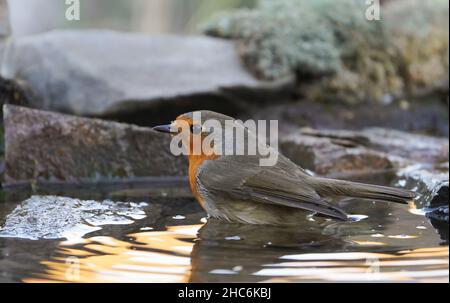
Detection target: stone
<box><xmin>427</xmin><ymin>212</ymin><xmax>449</xmax><ymax>245</ymax></box>
<box><xmin>396</xmin><ymin>163</ymin><xmax>449</xmax><ymax>209</ymax></box>
<box><xmin>394</xmin><ymin>162</ymin><xmax>449</xmax><ymax>228</ymax></box>
<box><xmin>0</xmin><ymin>195</ymin><xmax>150</xmax><ymax>240</ymax></box>
<box><xmin>302</xmin><ymin>128</ymin><xmax>449</xmax><ymax>165</ymax></box>
<box><xmin>204</xmin><ymin>0</ymin><xmax>449</xmax><ymax>104</ymax></box>
<box><xmin>280</xmin><ymin>130</ymin><xmax>392</xmax><ymax>176</ymax></box>
<box><xmin>2</xmin><ymin>104</ymin><xmax>188</xmax><ymax>185</ymax></box>
<box><xmin>0</xmin><ymin>30</ymin><xmax>292</xmax><ymax>117</ymax></box>
<box><xmin>427</xmin><ymin>205</ymin><xmax>449</xmax><ymax>224</ymax></box>
<box><xmin>250</xmin><ymin>100</ymin><xmax>449</xmax><ymax>138</ymax></box>
<box><xmin>429</xmin><ymin>182</ymin><xmax>449</xmax><ymax>209</ymax></box>
<box><xmin>279</xmin><ymin>127</ymin><xmax>449</xmax><ymax>176</ymax></box>
<box><xmin>0</xmin><ymin>76</ymin><xmax>32</xmax><ymax>107</ymax></box>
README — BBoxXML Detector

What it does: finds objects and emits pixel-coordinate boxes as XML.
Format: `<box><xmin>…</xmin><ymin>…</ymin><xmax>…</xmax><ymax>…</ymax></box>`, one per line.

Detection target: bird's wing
<box><xmin>197</xmin><ymin>156</ymin><xmax>348</xmax><ymax>220</ymax></box>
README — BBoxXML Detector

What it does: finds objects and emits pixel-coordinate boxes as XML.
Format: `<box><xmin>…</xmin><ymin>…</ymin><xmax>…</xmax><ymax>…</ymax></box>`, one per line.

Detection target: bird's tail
<box><xmin>312</xmin><ymin>177</ymin><xmax>416</xmax><ymax>204</ymax></box>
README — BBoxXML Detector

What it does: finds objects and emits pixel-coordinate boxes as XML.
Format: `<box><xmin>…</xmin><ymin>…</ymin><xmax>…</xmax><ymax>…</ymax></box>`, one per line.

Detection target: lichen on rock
<box><xmin>203</xmin><ymin>0</ymin><xmax>449</xmax><ymax>103</ymax></box>
<box><xmin>203</xmin><ymin>0</ymin><xmax>346</xmax><ymax>79</ymax></box>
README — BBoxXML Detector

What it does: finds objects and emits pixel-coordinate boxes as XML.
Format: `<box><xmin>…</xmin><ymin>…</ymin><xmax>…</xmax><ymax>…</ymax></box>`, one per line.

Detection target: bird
<box><xmin>153</xmin><ymin>110</ymin><xmax>416</xmax><ymax>226</ymax></box>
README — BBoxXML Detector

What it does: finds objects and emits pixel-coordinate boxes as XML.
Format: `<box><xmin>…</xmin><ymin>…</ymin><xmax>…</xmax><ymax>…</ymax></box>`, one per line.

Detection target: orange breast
<box><xmin>188</xmin><ymin>154</ymin><xmax>218</xmax><ymax>209</ymax></box>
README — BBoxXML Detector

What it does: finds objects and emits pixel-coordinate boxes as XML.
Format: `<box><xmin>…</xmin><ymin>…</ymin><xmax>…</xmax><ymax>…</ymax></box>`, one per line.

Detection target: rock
<box><xmin>427</xmin><ymin>213</ymin><xmax>449</xmax><ymax>245</ymax></box>
<box><xmin>0</xmin><ymin>195</ymin><xmax>149</xmax><ymax>240</ymax></box>
<box><xmin>0</xmin><ymin>76</ymin><xmax>32</xmax><ymax>108</ymax></box>
<box><xmin>302</xmin><ymin>128</ymin><xmax>449</xmax><ymax>165</ymax></box>
<box><xmin>2</xmin><ymin>104</ymin><xmax>188</xmax><ymax>185</ymax></box>
<box><xmin>417</xmin><ymin>175</ymin><xmax>449</xmax><ymax>241</ymax></box>
<box><xmin>204</xmin><ymin>0</ymin><xmax>449</xmax><ymax>104</ymax></box>
<box><xmin>250</xmin><ymin>99</ymin><xmax>449</xmax><ymax>138</ymax></box>
<box><xmin>429</xmin><ymin>182</ymin><xmax>449</xmax><ymax>209</ymax></box>
<box><xmin>279</xmin><ymin>127</ymin><xmax>449</xmax><ymax>176</ymax></box>
<box><xmin>0</xmin><ymin>0</ymin><xmax>10</xmax><ymax>40</ymax></box>
<box><xmin>0</xmin><ymin>30</ymin><xmax>292</xmax><ymax>117</ymax></box>
<box><xmin>427</xmin><ymin>205</ymin><xmax>449</xmax><ymax>223</ymax></box>
<box><xmin>280</xmin><ymin>130</ymin><xmax>392</xmax><ymax>176</ymax></box>
<box><xmin>396</xmin><ymin>163</ymin><xmax>449</xmax><ymax>209</ymax></box>
<box><xmin>394</xmin><ymin>162</ymin><xmax>448</xmax><ymax>230</ymax></box>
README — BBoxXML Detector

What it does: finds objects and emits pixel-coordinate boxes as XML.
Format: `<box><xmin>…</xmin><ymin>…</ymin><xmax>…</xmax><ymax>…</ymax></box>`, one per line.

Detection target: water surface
<box><xmin>0</xmin><ymin>174</ymin><xmax>448</xmax><ymax>283</ymax></box>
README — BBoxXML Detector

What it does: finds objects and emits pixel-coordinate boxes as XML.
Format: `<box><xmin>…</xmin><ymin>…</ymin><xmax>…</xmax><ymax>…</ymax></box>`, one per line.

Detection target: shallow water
<box><xmin>0</xmin><ymin>173</ymin><xmax>448</xmax><ymax>283</ymax></box>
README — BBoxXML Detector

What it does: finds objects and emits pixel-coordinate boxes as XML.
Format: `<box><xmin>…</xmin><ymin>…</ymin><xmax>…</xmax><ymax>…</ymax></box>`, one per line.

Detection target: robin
<box><xmin>153</xmin><ymin>111</ymin><xmax>415</xmax><ymax>225</ymax></box>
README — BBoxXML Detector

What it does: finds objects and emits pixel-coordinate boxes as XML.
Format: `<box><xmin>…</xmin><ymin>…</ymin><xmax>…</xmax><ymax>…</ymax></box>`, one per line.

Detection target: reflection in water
<box><xmin>259</xmin><ymin>247</ymin><xmax>449</xmax><ymax>282</ymax></box>
<box><xmin>24</xmin><ymin>225</ymin><xmax>200</xmax><ymax>283</ymax></box>
<box><xmin>189</xmin><ymin>220</ymin><xmax>448</xmax><ymax>282</ymax></box>
<box><xmin>0</xmin><ymin>174</ymin><xmax>448</xmax><ymax>283</ymax></box>
<box><xmin>23</xmin><ymin>219</ymin><xmax>448</xmax><ymax>283</ymax></box>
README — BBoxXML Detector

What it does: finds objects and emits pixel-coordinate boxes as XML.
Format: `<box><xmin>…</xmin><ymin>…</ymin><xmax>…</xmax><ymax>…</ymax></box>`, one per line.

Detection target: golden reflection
<box><xmin>22</xmin><ymin>221</ymin><xmax>449</xmax><ymax>283</ymax></box>
<box><xmin>260</xmin><ymin>247</ymin><xmax>449</xmax><ymax>282</ymax></box>
<box><xmin>24</xmin><ymin>225</ymin><xmax>202</xmax><ymax>283</ymax></box>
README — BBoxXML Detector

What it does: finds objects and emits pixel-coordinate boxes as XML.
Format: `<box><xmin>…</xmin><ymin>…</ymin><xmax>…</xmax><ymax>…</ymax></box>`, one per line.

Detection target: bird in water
<box><xmin>153</xmin><ymin>111</ymin><xmax>415</xmax><ymax>226</ymax></box>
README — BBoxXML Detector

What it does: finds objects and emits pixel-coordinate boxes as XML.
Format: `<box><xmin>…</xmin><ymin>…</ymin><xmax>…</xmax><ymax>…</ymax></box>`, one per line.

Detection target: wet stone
<box><xmin>2</xmin><ymin>104</ymin><xmax>188</xmax><ymax>185</ymax></box>
<box><xmin>0</xmin><ymin>195</ymin><xmax>149</xmax><ymax>240</ymax></box>
<box><xmin>394</xmin><ymin>163</ymin><xmax>449</xmax><ymax>226</ymax></box>
<box><xmin>428</xmin><ymin>181</ymin><xmax>450</xmax><ymax>209</ymax></box>
<box><xmin>251</xmin><ymin>100</ymin><xmax>450</xmax><ymax>138</ymax></box>
<box><xmin>0</xmin><ymin>76</ymin><xmax>32</xmax><ymax>107</ymax></box>
<box><xmin>396</xmin><ymin>164</ymin><xmax>449</xmax><ymax>208</ymax></box>
<box><xmin>279</xmin><ymin>127</ymin><xmax>449</xmax><ymax>176</ymax></box>
<box><xmin>427</xmin><ymin>206</ymin><xmax>449</xmax><ymax>223</ymax></box>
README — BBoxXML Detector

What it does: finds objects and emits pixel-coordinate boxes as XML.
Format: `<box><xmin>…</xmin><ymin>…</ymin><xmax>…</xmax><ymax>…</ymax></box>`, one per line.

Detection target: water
<box><xmin>0</xmin><ymin>174</ymin><xmax>448</xmax><ymax>283</ymax></box>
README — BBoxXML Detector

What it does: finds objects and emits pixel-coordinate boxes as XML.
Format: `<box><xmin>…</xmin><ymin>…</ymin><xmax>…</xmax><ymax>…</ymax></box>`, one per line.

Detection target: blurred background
<box><xmin>0</xmin><ymin>0</ymin><xmax>449</xmax><ymax>284</ymax></box>
<box><xmin>8</xmin><ymin>0</ymin><xmax>256</xmax><ymax>36</ymax></box>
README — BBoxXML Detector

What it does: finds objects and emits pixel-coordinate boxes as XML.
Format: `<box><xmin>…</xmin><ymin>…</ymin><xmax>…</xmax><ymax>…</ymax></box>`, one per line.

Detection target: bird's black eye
<box><xmin>190</xmin><ymin>124</ymin><xmax>202</xmax><ymax>134</ymax></box>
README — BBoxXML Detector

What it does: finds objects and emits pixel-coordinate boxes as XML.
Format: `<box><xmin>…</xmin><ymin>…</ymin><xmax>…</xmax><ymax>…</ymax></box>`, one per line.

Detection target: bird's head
<box><xmin>152</xmin><ymin>110</ymin><xmax>234</xmax><ymax>157</ymax></box>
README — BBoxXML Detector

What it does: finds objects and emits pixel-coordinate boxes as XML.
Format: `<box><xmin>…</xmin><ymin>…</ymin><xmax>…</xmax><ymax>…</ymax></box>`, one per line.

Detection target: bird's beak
<box><xmin>152</xmin><ymin>124</ymin><xmax>173</xmax><ymax>134</ymax></box>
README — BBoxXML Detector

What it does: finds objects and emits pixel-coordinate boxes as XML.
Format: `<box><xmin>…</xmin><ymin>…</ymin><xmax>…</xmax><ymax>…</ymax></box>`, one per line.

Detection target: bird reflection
<box><xmin>188</xmin><ymin>219</ymin><xmax>348</xmax><ymax>282</ymax></box>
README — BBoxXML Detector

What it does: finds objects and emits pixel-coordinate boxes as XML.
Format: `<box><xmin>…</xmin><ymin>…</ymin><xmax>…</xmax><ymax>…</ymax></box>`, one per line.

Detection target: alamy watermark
<box><xmin>167</xmin><ymin>112</ymin><xmax>279</xmax><ymax>167</ymax></box>
<box><xmin>65</xmin><ymin>0</ymin><xmax>80</xmax><ymax>21</ymax></box>
<box><xmin>365</xmin><ymin>0</ymin><xmax>381</xmax><ymax>21</ymax></box>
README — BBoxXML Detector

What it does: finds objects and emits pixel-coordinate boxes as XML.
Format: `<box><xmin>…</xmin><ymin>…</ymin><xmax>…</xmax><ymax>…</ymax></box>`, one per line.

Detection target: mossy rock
<box><xmin>203</xmin><ymin>0</ymin><xmax>449</xmax><ymax>103</ymax></box>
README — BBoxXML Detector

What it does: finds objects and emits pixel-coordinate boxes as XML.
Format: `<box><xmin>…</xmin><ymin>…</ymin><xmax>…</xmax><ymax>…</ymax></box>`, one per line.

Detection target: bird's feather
<box><xmin>197</xmin><ymin>155</ymin><xmax>349</xmax><ymax>221</ymax></box>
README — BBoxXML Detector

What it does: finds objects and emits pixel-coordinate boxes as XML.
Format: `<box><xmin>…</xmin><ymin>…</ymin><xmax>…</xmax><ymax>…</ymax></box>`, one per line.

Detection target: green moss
<box><xmin>203</xmin><ymin>0</ymin><xmax>349</xmax><ymax>79</ymax></box>
<box><xmin>203</xmin><ymin>0</ymin><xmax>382</xmax><ymax>78</ymax></box>
<box><xmin>203</xmin><ymin>0</ymin><xmax>449</xmax><ymax>103</ymax></box>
